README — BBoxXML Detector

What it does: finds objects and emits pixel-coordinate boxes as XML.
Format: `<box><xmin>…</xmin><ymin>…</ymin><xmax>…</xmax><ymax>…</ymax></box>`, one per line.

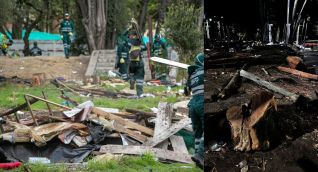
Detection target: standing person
<box><xmin>30</xmin><ymin>42</ymin><xmax>42</xmax><ymax>56</ymax></box>
<box><xmin>59</xmin><ymin>13</ymin><xmax>74</xmax><ymax>59</ymax></box>
<box><xmin>184</xmin><ymin>53</ymin><xmax>204</xmax><ymax>169</ymax></box>
<box><xmin>151</xmin><ymin>34</ymin><xmax>167</xmax><ymax>79</ymax></box>
<box><xmin>127</xmin><ymin>31</ymin><xmax>146</xmax><ymax>97</ymax></box>
<box><xmin>115</xmin><ymin>35</ymin><xmax>130</xmax><ymax>80</ymax></box>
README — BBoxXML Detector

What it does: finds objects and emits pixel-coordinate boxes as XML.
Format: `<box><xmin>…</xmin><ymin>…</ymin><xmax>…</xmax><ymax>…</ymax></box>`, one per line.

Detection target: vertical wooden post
<box><xmin>24</xmin><ymin>95</ymin><xmax>38</xmax><ymax>126</ymax></box>
<box><xmin>42</xmin><ymin>91</ymin><xmax>53</xmax><ymax>116</ymax></box>
<box><xmin>148</xmin><ymin>16</ymin><xmax>155</xmax><ymax>79</ymax></box>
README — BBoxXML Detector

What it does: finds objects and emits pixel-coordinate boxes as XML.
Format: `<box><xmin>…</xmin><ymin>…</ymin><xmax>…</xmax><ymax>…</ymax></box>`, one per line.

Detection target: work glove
<box><xmin>184</xmin><ymin>87</ymin><xmax>190</xmax><ymax>96</ymax></box>
<box><xmin>60</xmin><ymin>35</ymin><xmax>63</xmax><ymax>39</ymax></box>
<box><xmin>68</xmin><ymin>32</ymin><xmax>73</xmax><ymax>36</ymax></box>
<box><xmin>120</xmin><ymin>58</ymin><xmax>125</xmax><ymax>64</ymax></box>
<box><xmin>1</xmin><ymin>44</ymin><xmax>8</xmax><ymax>49</ymax></box>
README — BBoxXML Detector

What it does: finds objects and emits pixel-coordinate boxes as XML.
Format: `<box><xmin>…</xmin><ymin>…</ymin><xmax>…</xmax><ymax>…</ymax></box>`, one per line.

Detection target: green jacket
<box><xmin>116</xmin><ymin>43</ymin><xmax>130</xmax><ymax>68</ymax></box>
<box><xmin>151</xmin><ymin>39</ymin><xmax>166</xmax><ymax>56</ymax></box>
<box><xmin>187</xmin><ymin>65</ymin><xmax>204</xmax><ymax>96</ymax></box>
<box><xmin>59</xmin><ymin>19</ymin><xmax>74</xmax><ymax>34</ymax></box>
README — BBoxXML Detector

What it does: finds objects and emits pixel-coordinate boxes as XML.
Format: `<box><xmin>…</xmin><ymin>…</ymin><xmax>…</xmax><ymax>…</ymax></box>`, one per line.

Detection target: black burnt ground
<box><xmin>204</xmin><ymin>46</ymin><xmax>318</xmax><ymax>171</ymax></box>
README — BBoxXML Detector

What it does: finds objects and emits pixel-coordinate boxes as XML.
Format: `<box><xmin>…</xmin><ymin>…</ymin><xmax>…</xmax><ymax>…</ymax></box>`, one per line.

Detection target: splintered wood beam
<box><xmin>240</xmin><ymin>70</ymin><xmax>299</xmax><ymax>101</ymax></box>
<box><xmin>99</xmin><ymin>145</ymin><xmax>193</xmax><ymax>164</ymax></box>
<box><xmin>153</xmin><ymin>102</ymin><xmax>173</xmax><ymax>138</ymax></box>
<box><xmin>143</xmin><ymin>117</ymin><xmax>191</xmax><ymax>147</ymax></box>
<box><xmin>0</xmin><ymin>98</ymin><xmax>38</xmax><ymax>117</ymax></box>
<box><xmin>218</xmin><ymin>63</ymin><xmax>247</xmax><ymax>99</ymax></box>
<box><xmin>92</xmin><ymin>107</ymin><xmax>154</xmax><ymax>136</ymax></box>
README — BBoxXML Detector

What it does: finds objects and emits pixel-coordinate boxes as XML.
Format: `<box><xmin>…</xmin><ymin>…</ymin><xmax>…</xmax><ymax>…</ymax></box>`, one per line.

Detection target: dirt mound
<box><xmin>0</xmin><ymin>56</ymin><xmax>90</xmax><ymax>81</ymax></box>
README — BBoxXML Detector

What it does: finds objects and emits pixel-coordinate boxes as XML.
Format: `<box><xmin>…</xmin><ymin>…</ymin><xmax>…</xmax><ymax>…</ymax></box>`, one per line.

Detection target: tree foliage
<box><xmin>0</xmin><ymin>0</ymin><xmax>14</xmax><ymax>37</ymax></box>
<box><xmin>163</xmin><ymin>0</ymin><xmax>203</xmax><ymax>63</ymax></box>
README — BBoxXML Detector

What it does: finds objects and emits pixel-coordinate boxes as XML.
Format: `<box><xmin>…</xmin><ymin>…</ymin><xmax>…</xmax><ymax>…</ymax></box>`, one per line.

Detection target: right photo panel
<box><xmin>204</xmin><ymin>0</ymin><xmax>318</xmax><ymax>171</ymax></box>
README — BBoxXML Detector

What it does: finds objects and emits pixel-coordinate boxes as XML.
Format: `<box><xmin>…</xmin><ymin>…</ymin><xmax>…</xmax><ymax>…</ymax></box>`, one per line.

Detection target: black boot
<box><xmin>191</xmin><ymin>154</ymin><xmax>204</xmax><ymax>169</ymax></box>
<box><xmin>130</xmin><ymin>80</ymin><xmax>135</xmax><ymax>90</ymax></box>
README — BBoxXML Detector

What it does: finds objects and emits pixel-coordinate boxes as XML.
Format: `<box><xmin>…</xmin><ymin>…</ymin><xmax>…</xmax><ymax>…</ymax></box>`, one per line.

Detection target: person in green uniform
<box><xmin>127</xmin><ymin>31</ymin><xmax>146</xmax><ymax>97</ymax></box>
<box><xmin>115</xmin><ymin>35</ymin><xmax>130</xmax><ymax>80</ymax></box>
<box><xmin>184</xmin><ymin>53</ymin><xmax>204</xmax><ymax>168</ymax></box>
<box><xmin>151</xmin><ymin>34</ymin><xmax>167</xmax><ymax>79</ymax></box>
<box><xmin>59</xmin><ymin>13</ymin><xmax>74</xmax><ymax>59</ymax></box>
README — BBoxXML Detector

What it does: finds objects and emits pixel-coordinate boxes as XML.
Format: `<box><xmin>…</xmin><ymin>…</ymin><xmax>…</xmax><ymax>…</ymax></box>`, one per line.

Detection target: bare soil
<box><xmin>0</xmin><ymin>56</ymin><xmax>90</xmax><ymax>81</ymax></box>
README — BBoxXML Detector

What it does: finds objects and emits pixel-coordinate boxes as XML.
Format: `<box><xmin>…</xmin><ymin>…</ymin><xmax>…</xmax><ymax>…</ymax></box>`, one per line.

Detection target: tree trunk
<box><xmin>96</xmin><ymin>0</ymin><xmax>107</xmax><ymax>49</ymax></box>
<box><xmin>197</xmin><ymin>0</ymin><xmax>204</xmax><ymax>30</ymax></box>
<box><xmin>76</xmin><ymin>0</ymin><xmax>107</xmax><ymax>53</ymax></box>
<box><xmin>139</xmin><ymin>0</ymin><xmax>149</xmax><ymax>32</ymax></box>
<box><xmin>12</xmin><ymin>17</ymin><xmax>23</xmax><ymax>39</ymax></box>
<box><xmin>23</xmin><ymin>12</ymin><xmax>44</xmax><ymax>56</ymax></box>
<box><xmin>155</xmin><ymin>0</ymin><xmax>168</xmax><ymax>35</ymax></box>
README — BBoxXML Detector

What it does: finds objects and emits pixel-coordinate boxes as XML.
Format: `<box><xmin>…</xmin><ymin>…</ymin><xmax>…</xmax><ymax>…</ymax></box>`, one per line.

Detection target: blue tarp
<box><xmin>22</xmin><ymin>30</ymin><xmax>61</xmax><ymax>41</ymax></box>
<box><xmin>1</xmin><ymin>31</ymin><xmax>61</xmax><ymax>41</ymax></box>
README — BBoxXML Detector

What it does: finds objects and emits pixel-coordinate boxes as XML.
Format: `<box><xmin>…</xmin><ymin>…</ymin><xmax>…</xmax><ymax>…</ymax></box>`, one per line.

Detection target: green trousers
<box><xmin>188</xmin><ymin>95</ymin><xmax>204</xmax><ymax>157</ymax></box>
<box><xmin>118</xmin><ymin>60</ymin><xmax>129</xmax><ymax>80</ymax></box>
<box><xmin>62</xmin><ymin>33</ymin><xmax>71</xmax><ymax>57</ymax></box>
<box><xmin>129</xmin><ymin>61</ymin><xmax>145</xmax><ymax>96</ymax></box>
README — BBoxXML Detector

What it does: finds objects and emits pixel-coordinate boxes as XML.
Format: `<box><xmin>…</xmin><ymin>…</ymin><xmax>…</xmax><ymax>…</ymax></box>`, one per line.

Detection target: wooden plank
<box><xmin>125</xmin><ymin>109</ymin><xmax>156</xmax><ymax>117</ymax></box>
<box><xmin>169</xmin><ymin>135</ymin><xmax>189</xmax><ymax>154</ymax></box>
<box><xmin>150</xmin><ymin>57</ymin><xmax>189</xmax><ymax>69</ymax></box>
<box><xmin>92</xmin><ymin>107</ymin><xmax>154</xmax><ymax>136</ymax></box>
<box><xmin>144</xmin><ymin>117</ymin><xmax>191</xmax><ymax>147</ymax></box>
<box><xmin>85</xmin><ymin>50</ymin><xmax>100</xmax><ymax>76</ymax></box>
<box><xmin>240</xmin><ymin>70</ymin><xmax>299</xmax><ymax>101</ymax></box>
<box><xmin>25</xmin><ymin>94</ymin><xmax>72</xmax><ymax>110</ymax></box>
<box><xmin>277</xmin><ymin>66</ymin><xmax>318</xmax><ymax>80</ymax></box>
<box><xmin>99</xmin><ymin>145</ymin><xmax>193</xmax><ymax>164</ymax></box>
<box><xmin>24</xmin><ymin>95</ymin><xmax>38</xmax><ymax>126</ymax></box>
<box><xmin>113</xmin><ymin>121</ymin><xmax>148</xmax><ymax>143</ymax></box>
<box><xmin>155</xmin><ymin>140</ymin><xmax>170</xmax><ymax>150</ymax></box>
<box><xmin>153</xmin><ymin>102</ymin><xmax>173</xmax><ymax>138</ymax></box>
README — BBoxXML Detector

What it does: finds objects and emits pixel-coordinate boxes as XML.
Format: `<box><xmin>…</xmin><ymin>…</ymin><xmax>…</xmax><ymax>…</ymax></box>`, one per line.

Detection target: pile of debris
<box><xmin>204</xmin><ymin>46</ymin><xmax>318</xmax><ymax>171</ymax></box>
<box><xmin>0</xmin><ymin>90</ymin><xmax>193</xmax><ymax>167</ymax></box>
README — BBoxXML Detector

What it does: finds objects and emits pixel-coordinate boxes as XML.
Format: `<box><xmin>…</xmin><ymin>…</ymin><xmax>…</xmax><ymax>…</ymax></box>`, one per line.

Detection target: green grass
<box><xmin>0</xmin><ymin>82</ymin><xmax>182</xmax><ymax>112</ymax></box>
<box><xmin>86</xmin><ymin>153</ymin><xmax>201</xmax><ymax>172</ymax></box>
<box><xmin>6</xmin><ymin>154</ymin><xmax>201</xmax><ymax>172</ymax></box>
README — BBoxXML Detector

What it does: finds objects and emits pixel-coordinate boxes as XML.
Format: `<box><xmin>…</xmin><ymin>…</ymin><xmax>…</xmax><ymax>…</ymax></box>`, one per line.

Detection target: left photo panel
<box><xmin>0</xmin><ymin>0</ymin><xmax>205</xmax><ymax>171</ymax></box>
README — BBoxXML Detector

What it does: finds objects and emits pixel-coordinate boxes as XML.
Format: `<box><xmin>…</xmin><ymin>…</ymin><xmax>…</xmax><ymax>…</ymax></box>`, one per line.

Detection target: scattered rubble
<box><xmin>205</xmin><ymin>46</ymin><xmax>318</xmax><ymax>171</ymax></box>
<box><xmin>0</xmin><ymin>88</ymin><xmax>193</xmax><ymax>165</ymax></box>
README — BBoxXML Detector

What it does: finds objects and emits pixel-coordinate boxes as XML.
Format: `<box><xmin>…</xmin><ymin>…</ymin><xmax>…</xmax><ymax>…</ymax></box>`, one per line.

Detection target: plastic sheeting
<box><xmin>0</xmin><ymin>139</ymin><xmax>97</xmax><ymax>163</ymax></box>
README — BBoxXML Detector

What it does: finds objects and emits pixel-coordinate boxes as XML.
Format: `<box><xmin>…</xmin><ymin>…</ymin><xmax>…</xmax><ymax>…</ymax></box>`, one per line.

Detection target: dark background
<box><xmin>204</xmin><ymin>0</ymin><xmax>318</xmax><ymax>39</ymax></box>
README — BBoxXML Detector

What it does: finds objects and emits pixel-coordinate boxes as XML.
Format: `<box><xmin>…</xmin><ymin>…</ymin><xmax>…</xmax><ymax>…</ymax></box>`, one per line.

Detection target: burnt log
<box><xmin>226</xmin><ymin>91</ymin><xmax>278</xmax><ymax>151</ymax></box>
